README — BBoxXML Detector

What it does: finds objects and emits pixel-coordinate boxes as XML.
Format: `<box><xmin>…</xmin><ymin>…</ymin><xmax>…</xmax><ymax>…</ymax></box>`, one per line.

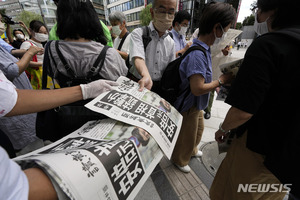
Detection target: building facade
<box><xmin>180</xmin><ymin>0</ymin><xmax>242</xmax><ymax>35</ymax></box>
<box><xmin>0</xmin><ymin>0</ymin><xmax>56</xmax><ymax>29</ymax></box>
<box><xmin>106</xmin><ymin>0</ymin><xmax>146</xmax><ymax>30</ymax></box>
<box><xmin>93</xmin><ymin>0</ymin><xmax>106</xmax><ymax>21</ymax></box>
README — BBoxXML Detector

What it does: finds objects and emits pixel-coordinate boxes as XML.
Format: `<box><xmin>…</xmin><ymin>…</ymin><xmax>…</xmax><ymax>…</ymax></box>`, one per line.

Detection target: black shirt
<box><xmin>11</xmin><ymin>40</ymin><xmax>23</xmax><ymax>49</ymax></box>
<box><xmin>225</xmin><ymin>27</ymin><xmax>300</xmax><ymax>195</ymax></box>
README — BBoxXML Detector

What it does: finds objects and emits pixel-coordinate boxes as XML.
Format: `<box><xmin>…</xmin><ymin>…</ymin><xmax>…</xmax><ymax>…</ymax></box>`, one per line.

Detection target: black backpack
<box><xmin>159</xmin><ymin>45</ymin><xmax>207</xmax><ymax>108</ymax></box>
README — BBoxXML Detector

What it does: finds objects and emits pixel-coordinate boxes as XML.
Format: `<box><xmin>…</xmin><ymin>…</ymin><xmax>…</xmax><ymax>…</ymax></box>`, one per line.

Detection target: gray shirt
<box><xmin>129</xmin><ymin>21</ymin><xmax>176</xmax><ymax>81</ymax></box>
<box><xmin>0</xmin><ymin>46</ymin><xmax>38</xmax><ymax>150</ymax></box>
<box><xmin>48</xmin><ymin>40</ymin><xmax>128</xmax><ymax>82</ymax></box>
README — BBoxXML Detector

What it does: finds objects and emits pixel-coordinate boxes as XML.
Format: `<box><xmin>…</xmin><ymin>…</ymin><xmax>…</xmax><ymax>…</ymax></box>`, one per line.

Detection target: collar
<box><xmin>192</xmin><ymin>38</ymin><xmax>210</xmax><ymax>51</ymax></box>
<box><xmin>171</xmin><ymin>28</ymin><xmax>181</xmax><ymax>38</ymax></box>
<box><xmin>149</xmin><ymin>21</ymin><xmax>169</xmax><ymax>39</ymax></box>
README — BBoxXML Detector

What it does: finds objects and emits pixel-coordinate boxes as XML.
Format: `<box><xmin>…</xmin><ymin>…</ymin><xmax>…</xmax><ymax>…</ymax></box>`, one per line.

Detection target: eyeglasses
<box><xmin>154</xmin><ymin>8</ymin><xmax>176</xmax><ymax>16</ymax></box>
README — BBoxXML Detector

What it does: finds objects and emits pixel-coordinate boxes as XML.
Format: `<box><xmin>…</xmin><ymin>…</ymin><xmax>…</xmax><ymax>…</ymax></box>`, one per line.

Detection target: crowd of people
<box><xmin>0</xmin><ymin>0</ymin><xmax>299</xmax><ymax>199</ymax></box>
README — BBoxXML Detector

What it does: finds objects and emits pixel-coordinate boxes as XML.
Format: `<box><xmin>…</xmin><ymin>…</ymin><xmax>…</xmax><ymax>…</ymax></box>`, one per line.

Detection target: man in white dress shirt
<box><xmin>129</xmin><ymin>0</ymin><xmax>177</xmax><ymax>92</ymax></box>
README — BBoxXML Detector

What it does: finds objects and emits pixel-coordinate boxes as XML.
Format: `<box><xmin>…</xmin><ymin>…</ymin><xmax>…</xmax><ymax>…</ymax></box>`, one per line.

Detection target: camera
<box><xmin>1</xmin><ymin>14</ymin><xmax>19</xmax><ymax>25</ymax></box>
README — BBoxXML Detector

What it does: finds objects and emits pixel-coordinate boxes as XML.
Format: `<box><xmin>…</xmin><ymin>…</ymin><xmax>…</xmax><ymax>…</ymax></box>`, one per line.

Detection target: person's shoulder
<box><xmin>165</xmin><ymin>34</ymin><xmax>175</xmax><ymax>44</ymax></box>
<box><xmin>20</xmin><ymin>40</ymin><xmax>31</xmax><ymax>49</ymax></box>
<box><xmin>248</xmin><ymin>33</ymin><xmax>284</xmax><ymax>52</ymax></box>
<box><xmin>105</xmin><ymin>44</ymin><xmax>121</xmax><ymax>57</ymax></box>
<box><xmin>125</xmin><ymin>33</ymin><xmax>131</xmax><ymax>41</ymax></box>
<box><xmin>131</xmin><ymin>27</ymin><xmax>143</xmax><ymax>36</ymax></box>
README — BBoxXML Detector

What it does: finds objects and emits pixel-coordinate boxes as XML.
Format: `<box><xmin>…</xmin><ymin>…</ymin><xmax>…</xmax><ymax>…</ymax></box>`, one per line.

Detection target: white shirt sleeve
<box><xmin>0</xmin><ymin>70</ymin><xmax>17</xmax><ymax>117</ymax></box>
<box><xmin>0</xmin><ymin>147</ymin><xmax>29</xmax><ymax>200</ymax></box>
<box><xmin>20</xmin><ymin>41</ymin><xmax>32</xmax><ymax>50</ymax></box>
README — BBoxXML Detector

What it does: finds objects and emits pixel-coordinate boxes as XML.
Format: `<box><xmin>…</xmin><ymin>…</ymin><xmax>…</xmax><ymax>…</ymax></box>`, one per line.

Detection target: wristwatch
<box><xmin>218</xmin><ymin>79</ymin><xmax>223</xmax><ymax>86</ymax></box>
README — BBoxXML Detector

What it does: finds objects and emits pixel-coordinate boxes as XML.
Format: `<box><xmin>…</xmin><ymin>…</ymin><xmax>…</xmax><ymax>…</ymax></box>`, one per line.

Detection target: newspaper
<box><xmin>211</xmin><ymin>29</ymin><xmax>243</xmax><ymax>81</ymax></box>
<box><xmin>15</xmin><ymin>119</ymin><xmax>163</xmax><ymax>200</ymax></box>
<box><xmin>216</xmin><ymin>59</ymin><xmax>244</xmax><ymax>101</ymax></box>
<box><xmin>218</xmin><ymin>129</ymin><xmax>237</xmax><ymax>154</ymax></box>
<box><xmin>85</xmin><ymin>76</ymin><xmax>183</xmax><ymax>159</ymax></box>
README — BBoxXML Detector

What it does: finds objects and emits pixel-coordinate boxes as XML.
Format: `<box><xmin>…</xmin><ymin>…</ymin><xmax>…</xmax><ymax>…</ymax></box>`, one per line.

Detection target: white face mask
<box><xmin>178</xmin><ymin>25</ymin><xmax>188</xmax><ymax>36</ymax></box>
<box><xmin>213</xmin><ymin>25</ymin><xmax>227</xmax><ymax>46</ymax></box>
<box><xmin>253</xmin><ymin>13</ymin><xmax>269</xmax><ymax>35</ymax></box>
<box><xmin>112</xmin><ymin>25</ymin><xmax>122</xmax><ymax>36</ymax></box>
<box><xmin>16</xmin><ymin>34</ymin><xmax>25</xmax><ymax>40</ymax></box>
<box><xmin>34</xmin><ymin>32</ymin><xmax>49</xmax><ymax>42</ymax></box>
<box><xmin>0</xmin><ymin>21</ymin><xmax>5</xmax><ymax>36</ymax></box>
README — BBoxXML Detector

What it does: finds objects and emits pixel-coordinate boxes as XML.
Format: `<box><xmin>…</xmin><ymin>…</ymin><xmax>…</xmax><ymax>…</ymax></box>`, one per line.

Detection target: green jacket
<box><xmin>49</xmin><ymin>21</ymin><xmax>113</xmax><ymax>47</ymax></box>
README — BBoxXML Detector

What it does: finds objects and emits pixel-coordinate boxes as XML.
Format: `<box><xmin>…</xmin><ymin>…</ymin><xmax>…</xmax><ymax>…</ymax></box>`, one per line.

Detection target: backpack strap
<box><xmin>55</xmin><ymin>40</ymin><xmax>76</xmax><ymax>78</ymax></box>
<box><xmin>141</xmin><ymin>26</ymin><xmax>152</xmax><ymax>52</ymax></box>
<box><xmin>181</xmin><ymin>45</ymin><xmax>207</xmax><ymax>59</ymax></box>
<box><xmin>25</xmin><ymin>41</ymin><xmax>38</xmax><ymax>62</ymax></box>
<box><xmin>168</xmin><ymin>31</ymin><xmax>174</xmax><ymax>39</ymax></box>
<box><xmin>86</xmin><ymin>45</ymin><xmax>110</xmax><ymax>78</ymax></box>
<box><xmin>42</xmin><ymin>40</ymin><xmax>54</xmax><ymax>89</ymax></box>
<box><xmin>117</xmin><ymin>32</ymin><xmax>129</xmax><ymax>51</ymax></box>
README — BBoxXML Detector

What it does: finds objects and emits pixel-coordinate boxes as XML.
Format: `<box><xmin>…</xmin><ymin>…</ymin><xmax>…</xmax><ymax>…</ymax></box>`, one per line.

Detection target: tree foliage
<box><xmin>140</xmin><ymin>4</ymin><xmax>152</xmax><ymax>26</ymax></box>
<box><xmin>235</xmin><ymin>22</ymin><xmax>242</xmax><ymax>30</ymax></box>
<box><xmin>16</xmin><ymin>10</ymin><xmax>43</xmax><ymax>28</ymax></box>
<box><xmin>242</xmin><ymin>15</ymin><xmax>255</xmax><ymax>26</ymax></box>
<box><xmin>0</xmin><ymin>9</ymin><xmax>6</xmax><ymax>15</ymax></box>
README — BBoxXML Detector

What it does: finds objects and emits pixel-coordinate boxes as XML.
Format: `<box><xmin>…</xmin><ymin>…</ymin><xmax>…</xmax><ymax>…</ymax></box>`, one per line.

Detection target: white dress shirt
<box><xmin>129</xmin><ymin>21</ymin><xmax>176</xmax><ymax>81</ymax></box>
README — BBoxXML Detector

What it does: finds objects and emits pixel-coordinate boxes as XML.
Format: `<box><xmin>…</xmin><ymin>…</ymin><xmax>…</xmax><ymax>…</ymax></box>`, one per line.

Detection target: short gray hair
<box><xmin>109</xmin><ymin>11</ymin><xmax>126</xmax><ymax>24</ymax></box>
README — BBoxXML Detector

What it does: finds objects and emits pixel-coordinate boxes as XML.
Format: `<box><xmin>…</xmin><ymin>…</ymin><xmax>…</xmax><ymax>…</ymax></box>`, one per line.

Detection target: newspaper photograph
<box><xmin>216</xmin><ymin>59</ymin><xmax>244</xmax><ymax>101</ymax></box>
<box><xmin>15</xmin><ymin>119</ymin><xmax>163</xmax><ymax>200</ymax></box>
<box><xmin>85</xmin><ymin>76</ymin><xmax>183</xmax><ymax>159</ymax></box>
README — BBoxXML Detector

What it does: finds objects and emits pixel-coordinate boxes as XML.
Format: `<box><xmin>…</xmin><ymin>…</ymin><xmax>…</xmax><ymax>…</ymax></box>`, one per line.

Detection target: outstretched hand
<box><xmin>80</xmin><ymin>79</ymin><xmax>119</xmax><ymax>100</ymax></box>
<box><xmin>138</xmin><ymin>75</ymin><xmax>153</xmax><ymax>92</ymax></box>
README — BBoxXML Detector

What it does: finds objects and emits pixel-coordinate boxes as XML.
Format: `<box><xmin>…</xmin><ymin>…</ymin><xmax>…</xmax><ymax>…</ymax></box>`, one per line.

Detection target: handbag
<box><xmin>36</xmin><ymin>41</ymin><xmax>109</xmax><ymax>141</ymax></box>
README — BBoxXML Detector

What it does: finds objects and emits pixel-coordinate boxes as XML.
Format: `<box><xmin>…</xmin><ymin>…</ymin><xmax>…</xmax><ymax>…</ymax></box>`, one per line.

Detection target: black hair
<box><xmin>29</xmin><ymin>20</ymin><xmax>47</xmax><ymax>33</ymax></box>
<box><xmin>198</xmin><ymin>1</ymin><xmax>236</xmax><ymax>36</ymax></box>
<box><xmin>172</xmin><ymin>10</ymin><xmax>191</xmax><ymax>27</ymax></box>
<box><xmin>56</xmin><ymin>0</ymin><xmax>107</xmax><ymax>45</ymax></box>
<box><xmin>13</xmin><ymin>29</ymin><xmax>25</xmax><ymax>37</ymax></box>
<box><xmin>257</xmin><ymin>0</ymin><xmax>300</xmax><ymax>29</ymax></box>
<box><xmin>131</xmin><ymin>128</ymin><xmax>150</xmax><ymax>146</ymax></box>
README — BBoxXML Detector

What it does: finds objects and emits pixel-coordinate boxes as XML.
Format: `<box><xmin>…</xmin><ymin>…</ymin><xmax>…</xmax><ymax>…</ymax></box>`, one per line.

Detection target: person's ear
<box><xmin>213</xmin><ymin>23</ymin><xmax>222</xmax><ymax>37</ymax></box>
<box><xmin>174</xmin><ymin>22</ymin><xmax>180</xmax><ymax>30</ymax></box>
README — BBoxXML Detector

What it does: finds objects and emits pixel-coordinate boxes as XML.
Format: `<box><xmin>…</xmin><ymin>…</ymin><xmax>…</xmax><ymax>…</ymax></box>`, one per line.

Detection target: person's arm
<box><xmin>6</xmin><ymin>24</ymin><xmax>14</xmax><ymax>44</ymax></box>
<box><xmin>134</xmin><ymin>57</ymin><xmax>153</xmax><ymax>91</ymax></box>
<box><xmin>24</xmin><ymin>168</ymin><xmax>58</xmax><ymax>200</ymax></box>
<box><xmin>7</xmin><ymin>86</ymin><xmax>83</xmax><ymax>116</ymax></box>
<box><xmin>15</xmin><ymin>46</ymin><xmax>43</xmax><ymax>75</ymax></box>
<box><xmin>189</xmin><ymin>72</ymin><xmax>234</xmax><ymax>96</ymax></box>
<box><xmin>176</xmin><ymin>41</ymin><xmax>192</xmax><ymax>58</ymax></box>
<box><xmin>129</xmin><ymin>28</ymin><xmax>152</xmax><ymax>91</ymax></box>
<box><xmin>11</xmin><ymin>49</ymin><xmax>27</xmax><ymax>58</ymax></box>
<box><xmin>6</xmin><ymin>79</ymin><xmax>118</xmax><ymax>117</ymax></box>
<box><xmin>117</xmin><ymin>50</ymin><xmax>128</xmax><ymax>60</ymax></box>
<box><xmin>19</xmin><ymin>21</ymin><xmax>31</xmax><ymax>38</ymax></box>
<box><xmin>215</xmin><ymin>106</ymin><xmax>253</xmax><ymax>143</ymax></box>
<box><xmin>28</xmin><ymin>61</ymin><xmax>43</xmax><ymax>68</ymax></box>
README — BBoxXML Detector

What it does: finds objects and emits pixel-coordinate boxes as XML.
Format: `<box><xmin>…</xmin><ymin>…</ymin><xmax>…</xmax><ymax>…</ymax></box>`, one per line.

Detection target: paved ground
<box><xmin>136</xmin><ymin>48</ymin><xmax>247</xmax><ymax>200</ymax></box>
